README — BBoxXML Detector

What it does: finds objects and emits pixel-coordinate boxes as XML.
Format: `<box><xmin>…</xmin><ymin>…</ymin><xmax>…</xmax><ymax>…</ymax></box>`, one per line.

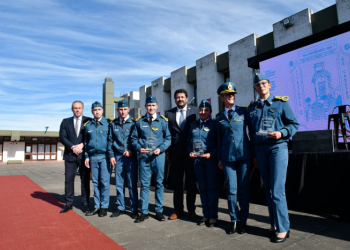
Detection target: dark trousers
<box><xmin>170</xmin><ymin>153</ymin><xmax>197</xmax><ymax>213</ymax></box>
<box><xmin>64</xmin><ymin>158</ymin><xmax>91</xmax><ymax>206</ymax></box>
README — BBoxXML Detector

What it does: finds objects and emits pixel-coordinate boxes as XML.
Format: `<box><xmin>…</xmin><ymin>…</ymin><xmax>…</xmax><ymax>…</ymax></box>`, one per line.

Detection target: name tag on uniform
<box><xmin>269</xmin><ymin>108</ymin><xmax>278</xmax><ymax>113</ymax></box>
<box><xmin>203</xmin><ymin>128</ymin><xmax>210</xmax><ymax>132</ymax></box>
<box><xmin>88</xmin><ymin>130</ymin><xmax>93</xmax><ymax>133</ymax></box>
<box><xmin>234</xmin><ymin>116</ymin><xmax>243</xmax><ymax>122</ymax></box>
<box><xmin>114</xmin><ymin>129</ymin><xmax>119</xmax><ymax>131</ymax></box>
<box><xmin>250</xmin><ymin>110</ymin><xmax>257</xmax><ymax>115</ymax></box>
<box><xmin>192</xmin><ymin>129</ymin><xmax>198</xmax><ymax>132</ymax></box>
<box><xmin>100</xmin><ymin>130</ymin><xmax>105</xmax><ymax>133</ymax></box>
<box><xmin>152</xmin><ymin>127</ymin><xmax>158</xmax><ymax>131</ymax></box>
<box><xmin>142</xmin><ymin>126</ymin><xmax>148</xmax><ymax>128</ymax></box>
<box><xmin>219</xmin><ymin>120</ymin><xmax>224</xmax><ymax>123</ymax></box>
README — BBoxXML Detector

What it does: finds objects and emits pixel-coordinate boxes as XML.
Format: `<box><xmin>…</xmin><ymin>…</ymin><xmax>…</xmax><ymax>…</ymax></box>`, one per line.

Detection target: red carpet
<box><xmin>0</xmin><ymin>175</ymin><xmax>124</xmax><ymax>250</ymax></box>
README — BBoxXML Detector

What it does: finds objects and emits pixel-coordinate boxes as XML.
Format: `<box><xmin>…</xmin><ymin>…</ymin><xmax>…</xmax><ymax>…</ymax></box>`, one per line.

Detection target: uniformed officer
<box><xmin>187</xmin><ymin>100</ymin><xmax>219</xmax><ymax>228</ymax></box>
<box><xmin>108</xmin><ymin>99</ymin><xmax>139</xmax><ymax>219</ymax></box>
<box><xmin>216</xmin><ymin>82</ymin><xmax>253</xmax><ymax>234</ymax></box>
<box><xmin>84</xmin><ymin>101</ymin><xmax>111</xmax><ymax>217</ymax></box>
<box><xmin>246</xmin><ymin>73</ymin><xmax>299</xmax><ymax>243</ymax></box>
<box><xmin>131</xmin><ymin>95</ymin><xmax>171</xmax><ymax>223</ymax></box>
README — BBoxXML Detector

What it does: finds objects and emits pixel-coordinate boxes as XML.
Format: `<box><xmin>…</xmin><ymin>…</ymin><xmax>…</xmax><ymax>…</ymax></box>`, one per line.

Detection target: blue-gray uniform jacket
<box><xmin>84</xmin><ymin>116</ymin><xmax>110</xmax><ymax>158</ymax></box>
<box><xmin>216</xmin><ymin>106</ymin><xmax>252</xmax><ymax>162</ymax></box>
<box><xmin>246</xmin><ymin>95</ymin><xmax>299</xmax><ymax>145</ymax></box>
<box><xmin>131</xmin><ymin>115</ymin><xmax>171</xmax><ymax>153</ymax></box>
<box><xmin>107</xmin><ymin>116</ymin><xmax>136</xmax><ymax>159</ymax></box>
<box><xmin>187</xmin><ymin>118</ymin><xmax>217</xmax><ymax>157</ymax></box>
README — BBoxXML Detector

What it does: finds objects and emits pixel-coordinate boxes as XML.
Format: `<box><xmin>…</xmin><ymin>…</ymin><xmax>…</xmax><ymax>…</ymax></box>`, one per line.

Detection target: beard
<box><xmin>176</xmin><ymin>101</ymin><xmax>186</xmax><ymax>109</ymax></box>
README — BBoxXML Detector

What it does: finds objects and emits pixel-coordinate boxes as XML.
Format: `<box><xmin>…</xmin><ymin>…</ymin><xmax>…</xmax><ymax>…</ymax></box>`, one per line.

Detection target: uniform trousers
<box><xmin>139</xmin><ymin>153</ymin><xmax>165</xmax><ymax>214</ymax></box>
<box><xmin>222</xmin><ymin>159</ymin><xmax>252</xmax><ymax>222</ymax></box>
<box><xmin>193</xmin><ymin>157</ymin><xmax>219</xmax><ymax>220</ymax></box>
<box><xmin>64</xmin><ymin>157</ymin><xmax>90</xmax><ymax>206</ymax></box>
<box><xmin>115</xmin><ymin>154</ymin><xmax>138</xmax><ymax>211</ymax></box>
<box><xmin>255</xmin><ymin>143</ymin><xmax>290</xmax><ymax>233</ymax></box>
<box><xmin>90</xmin><ymin>154</ymin><xmax>111</xmax><ymax>209</ymax></box>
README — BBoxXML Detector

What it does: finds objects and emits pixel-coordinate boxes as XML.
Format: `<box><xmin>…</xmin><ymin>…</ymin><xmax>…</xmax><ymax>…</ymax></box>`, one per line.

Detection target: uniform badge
<box><xmin>269</xmin><ymin>108</ymin><xmax>278</xmax><ymax>113</ymax></box>
<box><xmin>114</xmin><ymin>129</ymin><xmax>119</xmax><ymax>131</ymax></box>
<box><xmin>152</xmin><ymin>127</ymin><xmax>159</xmax><ymax>131</ymax></box>
<box><xmin>88</xmin><ymin>130</ymin><xmax>93</xmax><ymax>133</ymax></box>
<box><xmin>122</xmin><ymin>103</ymin><xmax>124</xmax><ymax>106</ymax></box>
<box><xmin>125</xmin><ymin>129</ymin><xmax>130</xmax><ymax>132</ymax></box>
<box><xmin>192</xmin><ymin>129</ymin><xmax>198</xmax><ymax>132</ymax></box>
<box><xmin>142</xmin><ymin>126</ymin><xmax>148</xmax><ymax>128</ymax></box>
<box><xmin>100</xmin><ymin>130</ymin><xmax>105</xmax><ymax>133</ymax></box>
<box><xmin>228</xmin><ymin>83</ymin><xmax>233</xmax><ymax>90</ymax></box>
<box><xmin>203</xmin><ymin>128</ymin><xmax>210</xmax><ymax>132</ymax></box>
<box><xmin>219</xmin><ymin>120</ymin><xmax>224</xmax><ymax>123</ymax></box>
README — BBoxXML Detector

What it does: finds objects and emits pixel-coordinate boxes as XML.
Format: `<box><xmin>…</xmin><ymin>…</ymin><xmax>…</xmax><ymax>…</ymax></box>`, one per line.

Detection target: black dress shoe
<box><xmin>134</xmin><ymin>213</ymin><xmax>149</xmax><ymax>223</ymax></box>
<box><xmin>99</xmin><ymin>208</ymin><xmax>107</xmax><ymax>217</ymax></box>
<box><xmin>60</xmin><ymin>205</ymin><xmax>73</xmax><ymax>213</ymax></box>
<box><xmin>228</xmin><ymin>222</ymin><xmax>237</xmax><ymax>234</ymax></box>
<box><xmin>86</xmin><ymin>208</ymin><xmax>100</xmax><ymax>216</ymax></box>
<box><xmin>239</xmin><ymin>222</ymin><xmax>247</xmax><ymax>234</ymax></box>
<box><xmin>265</xmin><ymin>229</ymin><xmax>277</xmax><ymax>237</ymax></box>
<box><xmin>82</xmin><ymin>205</ymin><xmax>90</xmax><ymax>213</ymax></box>
<box><xmin>155</xmin><ymin>212</ymin><xmax>165</xmax><ymax>221</ymax></box>
<box><xmin>208</xmin><ymin>219</ymin><xmax>217</xmax><ymax>228</ymax></box>
<box><xmin>110</xmin><ymin>209</ymin><xmax>125</xmax><ymax>218</ymax></box>
<box><xmin>273</xmin><ymin>230</ymin><xmax>290</xmax><ymax>243</ymax></box>
<box><xmin>198</xmin><ymin>218</ymin><xmax>208</xmax><ymax>226</ymax></box>
<box><xmin>131</xmin><ymin>211</ymin><xmax>139</xmax><ymax>219</ymax></box>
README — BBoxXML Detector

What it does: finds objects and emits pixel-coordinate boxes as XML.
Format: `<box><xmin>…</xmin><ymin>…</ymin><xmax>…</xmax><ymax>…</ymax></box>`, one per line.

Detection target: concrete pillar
<box><xmin>336</xmin><ymin>0</ymin><xmax>350</xmax><ymax>24</ymax></box>
<box><xmin>102</xmin><ymin>77</ymin><xmax>115</xmax><ymax>119</ymax></box>
<box><xmin>139</xmin><ymin>85</ymin><xmax>148</xmax><ymax>116</ymax></box>
<box><xmin>129</xmin><ymin>91</ymin><xmax>140</xmax><ymax>110</ymax></box>
<box><xmin>228</xmin><ymin>34</ymin><xmax>258</xmax><ymax>107</ymax></box>
<box><xmin>170</xmin><ymin>66</ymin><xmax>194</xmax><ymax>108</ymax></box>
<box><xmin>196</xmin><ymin>52</ymin><xmax>224</xmax><ymax>115</ymax></box>
<box><xmin>273</xmin><ymin>8</ymin><xmax>313</xmax><ymax>48</ymax></box>
<box><xmin>151</xmin><ymin>77</ymin><xmax>171</xmax><ymax>115</ymax></box>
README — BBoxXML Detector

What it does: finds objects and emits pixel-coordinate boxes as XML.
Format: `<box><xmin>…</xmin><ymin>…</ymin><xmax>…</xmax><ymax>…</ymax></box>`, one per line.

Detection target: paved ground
<box><xmin>1</xmin><ymin>163</ymin><xmax>350</xmax><ymax>249</ymax></box>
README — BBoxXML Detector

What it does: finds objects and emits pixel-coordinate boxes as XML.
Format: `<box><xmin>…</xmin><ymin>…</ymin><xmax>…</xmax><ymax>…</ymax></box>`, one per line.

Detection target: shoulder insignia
<box><xmin>135</xmin><ymin>116</ymin><xmax>142</xmax><ymax>121</ymax></box>
<box><xmin>84</xmin><ymin>121</ymin><xmax>90</xmax><ymax>126</ymax></box>
<box><xmin>246</xmin><ymin>101</ymin><xmax>253</xmax><ymax>110</ymax></box>
<box><xmin>190</xmin><ymin>119</ymin><xmax>199</xmax><ymax>125</ymax></box>
<box><xmin>275</xmin><ymin>96</ymin><xmax>289</xmax><ymax>102</ymax></box>
<box><xmin>216</xmin><ymin>110</ymin><xmax>224</xmax><ymax>116</ymax></box>
<box><xmin>160</xmin><ymin>115</ymin><xmax>168</xmax><ymax>122</ymax></box>
<box><xmin>110</xmin><ymin>118</ymin><xmax>116</xmax><ymax>123</ymax></box>
<box><xmin>132</xmin><ymin>118</ymin><xmax>137</xmax><ymax>122</ymax></box>
<box><xmin>107</xmin><ymin>118</ymin><xmax>112</xmax><ymax>123</ymax></box>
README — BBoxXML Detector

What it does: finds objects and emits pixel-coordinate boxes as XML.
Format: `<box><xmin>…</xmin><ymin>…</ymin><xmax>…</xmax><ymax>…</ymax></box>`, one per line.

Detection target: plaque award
<box><xmin>145</xmin><ymin>137</ymin><xmax>157</xmax><ymax>152</ymax></box>
<box><xmin>193</xmin><ymin>140</ymin><xmax>204</xmax><ymax>156</ymax></box>
<box><xmin>256</xmin><ymin>116</ymin><xmax>276</xmax><ymax>136</ymax></box>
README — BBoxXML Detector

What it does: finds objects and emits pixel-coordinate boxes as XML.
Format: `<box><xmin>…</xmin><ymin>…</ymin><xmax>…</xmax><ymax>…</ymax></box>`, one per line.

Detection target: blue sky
<box><xmin>0</xmin><ymin>0</ymin><xmax>335</xmax><ymax>131</ymax></box>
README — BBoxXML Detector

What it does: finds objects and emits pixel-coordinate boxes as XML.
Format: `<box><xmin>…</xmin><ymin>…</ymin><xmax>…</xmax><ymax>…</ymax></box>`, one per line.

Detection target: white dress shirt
<box><xmin>176</xmin><ymin>104</ymin><xmax>187</xmax><ymax>126</ymax></box>
<box><xmin>119</xmin><ymin>115</ymin><xmax>130</xmax><ymax>123</ymax></box>
<box><xmin>73</xmin><ymin>116</ymin><xmax>82</xmax><ymax>133</ymax></box>
<box><xmin>224</xmin><ymin>105</ymin><xmax>236</xmax><ymax>118</ymax></box>
<box><xmin>146</xmin><ymin>113</ymin><xmax>157</xmax><ymax>121</ymax></box>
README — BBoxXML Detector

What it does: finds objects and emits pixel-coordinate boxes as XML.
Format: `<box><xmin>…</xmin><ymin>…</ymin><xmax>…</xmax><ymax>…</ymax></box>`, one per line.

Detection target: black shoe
<box><xmin>110</xmin><ymin>209</ymin><xmax>125</xmax><ymax>218</ymax></box>
<box><xmin>198</xmin><ymin>218</ymin><xmax>208</xmax><ymax>226</ymax></box>
<box><xmin>155</xmin><ymin>212</ymin><xmax>165</xmax><ymax>221</ymax></box>
<box><xmin>239</xmin><ymin>222</ymin><xmax>247</xmax><ymax>234</ymax></box>
<box><xmin>134</xmin><ymin>213</ymin><xmax>149</xmax><ymax>223</ymax></box>
<box><xmin>60</xmin><ymin>205</ymin><xmax>73</xmax><ymax>213</ymax></box>
<box><xmin>131</xmin><ymin>211</ymin><xmax>139</xmax><ymax>219</ymax></box>
<box><xmin>265</xmin><ymin>229</ymin><xmax>277</xmax><ymax>237</ymax></box>
<box><xmin>86</xmin><ymin>208</ymin><xmax>100</xmax><ymax>216</ymax></box>
<box><xmin>82</xmin><ymin>205</ymin><xmax>90</xmax><ymax>213</ymax></box>
<box><xmin>208</xmin><ymin>219</ymin><xmax>217</xmax><ymax>228</ymax></box>
<box><xmin>228</xmin><ymin>222</ymin><xmax>237</xmax><ymax>234</ymax></box>
<box><xmin>273</xmin><ymin>230</ymin><xmax>290</xmax><ymax>243</ymax></box>
<box><xmin>99</xmin><ymin>208</ymin><xmax>107</xmax><ymax>217</ymax></box>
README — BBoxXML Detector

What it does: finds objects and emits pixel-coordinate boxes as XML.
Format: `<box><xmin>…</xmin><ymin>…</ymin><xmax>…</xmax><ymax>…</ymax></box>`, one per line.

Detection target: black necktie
<box><xmin>200</xmin><ymin>121</ymin><xmax>205</xmax><ymax>129</ymax></box>
<box><xmin>228</xmin><ymin>110</ymin><xmax>233</xmax><ymax>120</ymax></box>
<box><xmin>95</xmin><ymin>120</ymin><xmax>99</xmax><ymax>129</ymax></box>
<box><xmin>149</xmin><ymin>116</ymin><xmax>153</xmax><ymax>126</ymax></box>
<box><xmin>121</xmin><ymin>119</ymin><xmax>125</xmax><ymax>129</ymax></box>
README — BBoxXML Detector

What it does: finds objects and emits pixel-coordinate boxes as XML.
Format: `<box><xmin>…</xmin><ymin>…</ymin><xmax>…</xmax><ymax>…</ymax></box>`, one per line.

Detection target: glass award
<box><xmin>193</xmin><ymin>140</ymin><xmax>204</xmax><ymax>156</ymax></box>
<box><xmin>145</xmin><ymin>137</ymin><xmax>157</xmax><ymax>152</ymax></box>
<box><xmin>256</xmin><ymin>116</ymin><xmax>276</xmax><ymax>136</ymax></box>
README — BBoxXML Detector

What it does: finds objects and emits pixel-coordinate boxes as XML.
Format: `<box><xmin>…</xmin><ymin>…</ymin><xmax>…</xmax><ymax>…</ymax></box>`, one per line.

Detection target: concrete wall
<box><xmin>102</xmin><ymin>77</ymin><xmax>115</xmax><ymax>119</ymax></box>
<box><xmin>57</xmin><ymin>142</ymin><xmax>64</xmax><ymax>161</ymax></box>
<box><xmin>337</xmin><ymin>0</ymin><xmax>350</xmax><ymax>24</ymax></box>
<box><xmin>196</xmin><ymin>52</ymin><xmax>224</xmax><ymax>115</ymax></box>
<box><xmin>151</xmin><ymin>77</ymin><xmax>171</xmax><ymax>115</ymax></box>
<box><xmin>129</xmin><ymin>91</ymin><xmax>140</xmax><ymax>109</ymax></box>
<box><xmin>273</xmin><ymin>8</ymin><xmax>313</xmax><ymax>48</ymax></box>
<box><xmin>170</xmin><ymin>66</ymin><xmax>195</xmax><ymax>109</ymax></box>
<box><xmin>3</xmin><ymin>142</ymin><xmax>25</xmax><ymax>162</ymax></box>
<box><xmin>139</xmin><ymin>85</ymin><xmax>148</xmax><ymax>115</ymax></box>
<box><xmin>228</xmin><ymin>34</ymin><xmax>258</xmax><ymax>107</ymax></box>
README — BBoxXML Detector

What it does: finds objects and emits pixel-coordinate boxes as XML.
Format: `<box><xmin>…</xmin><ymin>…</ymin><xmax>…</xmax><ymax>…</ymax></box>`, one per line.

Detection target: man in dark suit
<box><xmin>59</xmin><ymin>100</ymin><xmax>91</xmax><ymax>213</ymax></box>
<box><xmin>165</xmin><ymin>89</ymin><xmax>198</xmax><ymax>220</ymax></box>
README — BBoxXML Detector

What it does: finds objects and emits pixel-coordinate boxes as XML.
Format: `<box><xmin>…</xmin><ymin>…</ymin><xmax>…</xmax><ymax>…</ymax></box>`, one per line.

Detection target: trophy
<box><xmin>256</xmin><ymin>116</ymin><xmax>276</xmax><ymax>136</ymax></box>
<box><xmin>145</xmin><ymin>137</ymin><xmax>157</xmax><ymax>152</ymax></box>
<box><xmin>193</xmin><ymin>140</ymin><xmax>204</xmax><ymax>156</ymax></box>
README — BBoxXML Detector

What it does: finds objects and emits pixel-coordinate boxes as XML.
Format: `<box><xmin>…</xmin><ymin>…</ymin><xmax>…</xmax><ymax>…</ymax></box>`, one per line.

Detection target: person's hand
<box><xmin>110</xmin><ymin>158</ymin><xmax>116</xmax><ymax>168</ymax></box>
<box><xmin>153</xmin><ymin>148</ymin><xmax>161</xmax><ymax>155</ymax></box>
<box><xmin>253</xmin><ymin>158</ymin><xmax>258</xmax><ymax>169</ymax></box>
<box><xmin>140</xmin><ymin>148</ymin><xmax>148</xmax><ymax>154</ymax></box>
<box><xmin>123</xmin><ymin>150</ymin><xmax>132</xmax><ymax>157</ymax></box>
<box><xmin>189</xmin><ymin>152</ymin><xmax>196</xmax><ymax>159</ymax></box>
<box><xmin>166</xmin><ymin>153</ymin><xmax>170</xmax><ymax>163</ymax></box>
<box><xmin>72</xmin><ymin>146</ymin><xmax>82</xmax><ymax>155</ymax></box>
<box><xmin>267</xmin><ymin>131</ymin><xmax>282</xmax><ymax>140</ymax></box>
<box><xmin>200</xmin><ymin>153</ymin><xmax>211</xmax><ymax>159</ymax></box>
<box><xmin>85</xmin><ymin>158</ymin><xmax>90</xmax><ymax>168</ymax></box>
<box><xmin>218</xmin><ymin>160</ymin><xmax>223</xmax><ymax>170</ymax></box>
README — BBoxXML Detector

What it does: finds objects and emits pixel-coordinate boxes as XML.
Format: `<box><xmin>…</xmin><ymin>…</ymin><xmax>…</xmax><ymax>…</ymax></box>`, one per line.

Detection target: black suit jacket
<box><xmin>59</xmin><ymin>116</ymin><xmax>90</xmax><ymax>162</ymax></box>
<box><xmin>165</xmin><ymin>105</ymin><xmax>198</xmax><ymax>158</ymax></box>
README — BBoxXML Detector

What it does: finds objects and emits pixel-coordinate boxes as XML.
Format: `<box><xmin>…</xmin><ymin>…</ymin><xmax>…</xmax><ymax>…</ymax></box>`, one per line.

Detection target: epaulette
<box><xmin>134</xmin><ymin>116</ymin><xmax>142</xmax><ymax>121</ymax></box>
<box><xmin>275</xmin><ymin>96</ymin><xmax>289</xmax><ymax>102</ymax></box>
<box><xmin>216</xmin><ymin>110</ymin><xmax>224</xmax><ymax>116</ymax></box>
<box><xmin>246</xmin><ymin>101</ymin><xmax>253</xmax><ymax>110</ymax></box>
<box><xmin>84</xmin><ymin>121</ymin><xmax>90</xmax><ymax>126</ymax></box>
<box><xmin>107</xmin><ymin>118</ymin><xmax>112</xmax><ymax>123</ymax></box>
<box><xmin>190</xmin><ymin>119</ymin><xmax>199</xmax><ymax>125</ymax></box>
<box><xmin>110</xmin><ymin>118</ymin><xmax>116</xmax><ymax>123</ymax></box>
<box><xmin>132</xmin><ymin>118</ymin><xmax>137</xmax><ymax>122</ymax></box>
<box><xmin>160</xmin><ymin>115</ymin><xmax>168</xmax><ymax>122</ymax></box>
